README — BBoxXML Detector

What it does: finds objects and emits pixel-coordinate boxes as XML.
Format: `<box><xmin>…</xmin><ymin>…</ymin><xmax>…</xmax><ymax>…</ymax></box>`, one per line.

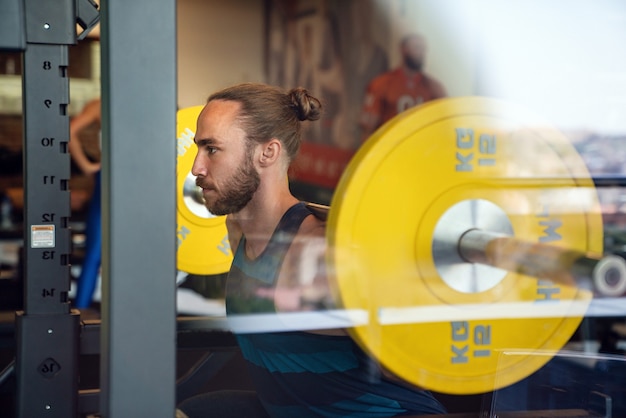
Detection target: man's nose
<box><xmin>191</xmin><ymin>152</ymin><xmax>205</xmax><ymax>177</ymax></box>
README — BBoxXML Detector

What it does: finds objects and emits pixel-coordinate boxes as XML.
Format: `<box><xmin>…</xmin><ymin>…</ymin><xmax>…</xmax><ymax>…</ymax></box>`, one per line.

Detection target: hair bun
<box><xmin>289</xmin><ymin>87</ymin><xmax>322</xmax><ymax>122</ymax></box>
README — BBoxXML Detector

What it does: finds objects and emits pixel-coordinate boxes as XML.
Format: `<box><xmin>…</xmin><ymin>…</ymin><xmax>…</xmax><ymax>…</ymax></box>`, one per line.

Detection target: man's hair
<box><xmin>208</xmin><ymin>83</ymin><xmax>322</xmax><ymax>162</ymax></box>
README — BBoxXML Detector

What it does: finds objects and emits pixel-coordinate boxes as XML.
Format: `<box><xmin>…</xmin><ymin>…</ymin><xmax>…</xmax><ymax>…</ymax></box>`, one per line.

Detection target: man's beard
<box><xmin>404</xmin><ymin>55</ymin><xmax>423</xmax><ymax>72</ymax></box>
<box><xmin>197</xmin><ymin>153</ymin><xmax>261</xmax><ymax>216</ymax></box>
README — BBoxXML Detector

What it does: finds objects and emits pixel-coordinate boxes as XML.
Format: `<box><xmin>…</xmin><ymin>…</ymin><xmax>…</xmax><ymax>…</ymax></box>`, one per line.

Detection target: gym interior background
<box><xmin>1</xmin><ymin>0</ymin><xmax>626</xmax><ymax>416</ymax></box>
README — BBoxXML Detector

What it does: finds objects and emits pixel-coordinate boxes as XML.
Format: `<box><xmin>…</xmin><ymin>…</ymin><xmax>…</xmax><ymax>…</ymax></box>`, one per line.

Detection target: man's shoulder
<box><xmin>299</xmin><ymin>214</ymin><xmax>326</xmax><ymax>239</ymax></box>
<box><xmin>421</xmin><ymin>73</ymin><xmax>447</xmax><ymax>96</ymax></box>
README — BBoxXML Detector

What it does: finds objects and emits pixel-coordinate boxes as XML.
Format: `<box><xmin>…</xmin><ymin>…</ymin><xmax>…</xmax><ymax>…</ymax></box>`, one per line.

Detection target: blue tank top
<box><xmin>226</xmin><ymin>202</ymin><xmax>447</xmax><ymax>417</ymax></box>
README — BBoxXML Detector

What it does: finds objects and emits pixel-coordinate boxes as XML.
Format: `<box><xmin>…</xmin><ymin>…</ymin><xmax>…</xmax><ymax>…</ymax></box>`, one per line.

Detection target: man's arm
<box><xmin>69</xmin><ymin>98</ymin><xmax>101</xmax><ymax>175</ymax></box>
<box><xmin>272</xmin><ymin>215</ymin><xmax>335</xmax><ymax>311</ymax></box>
<box><xmin>428</xmin><ymin>75</ymin><xmax>447</xmax><ymax>100</ymax></box>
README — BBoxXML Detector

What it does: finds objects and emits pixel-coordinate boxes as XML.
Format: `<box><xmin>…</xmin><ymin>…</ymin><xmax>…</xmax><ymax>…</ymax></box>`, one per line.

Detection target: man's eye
<box><xmin>207</xmin><ymin>147</ymin><xmax>217</xmax><ymax>154</ymax></box>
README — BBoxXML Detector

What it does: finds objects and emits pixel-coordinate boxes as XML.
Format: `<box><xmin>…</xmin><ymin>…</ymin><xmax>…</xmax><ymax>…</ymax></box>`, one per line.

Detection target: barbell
<box><xmin>175</xmin><ymin>97</ymin><xmax>626</xmax><ymax>395</ymax></box>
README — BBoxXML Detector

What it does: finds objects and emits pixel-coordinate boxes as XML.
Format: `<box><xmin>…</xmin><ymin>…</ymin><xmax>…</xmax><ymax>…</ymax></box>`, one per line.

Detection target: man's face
<box><xmin>192</xmin><ymin>100</ymin><xmax>260</xmax><ymax>216</ymax></box>
<box><xmin>402</xmin><ymin>35</ymin><xmax>426</xmax><ymax>71</ymax></box>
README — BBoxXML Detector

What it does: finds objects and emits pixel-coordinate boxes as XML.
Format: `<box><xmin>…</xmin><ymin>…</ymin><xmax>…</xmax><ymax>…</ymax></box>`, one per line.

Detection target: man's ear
<box><xmin>258</xmin><ymin>138</ymin><xmax>282</xmax><ymax>167</ymax></box>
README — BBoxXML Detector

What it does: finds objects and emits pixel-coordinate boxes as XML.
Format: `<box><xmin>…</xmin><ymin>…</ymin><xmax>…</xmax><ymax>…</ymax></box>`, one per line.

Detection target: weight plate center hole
<box><xmin>432</xmin><ymin>199</ymin><xmax>513</xmax><ymax>293</ymax></box>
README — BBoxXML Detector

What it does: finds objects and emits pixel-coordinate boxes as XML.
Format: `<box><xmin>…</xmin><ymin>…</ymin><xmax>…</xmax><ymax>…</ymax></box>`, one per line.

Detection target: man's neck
<box><xmin>235</xmin><ymin>185</ymin><xmax>299</xmax><ymax>259</ymax></box>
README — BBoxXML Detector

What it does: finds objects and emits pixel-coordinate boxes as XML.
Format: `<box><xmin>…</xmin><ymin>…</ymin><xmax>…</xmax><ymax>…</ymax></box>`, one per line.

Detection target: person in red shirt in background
<box><xmin>360</xmin><ymin>33</ymin><xmax>447</xmax><ymax>142</ymax></box>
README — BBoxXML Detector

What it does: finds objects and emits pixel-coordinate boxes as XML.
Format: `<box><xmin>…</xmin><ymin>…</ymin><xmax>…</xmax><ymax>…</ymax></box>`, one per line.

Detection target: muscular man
<box><xmin>176</xmin><ymin>83</ymin><xmax>447</xmax><ymax>417</ymax></box>
<box><xmin>360</xmin><ymin>33</ymin><xmax>447</xmax><ymax>141</ymax></box>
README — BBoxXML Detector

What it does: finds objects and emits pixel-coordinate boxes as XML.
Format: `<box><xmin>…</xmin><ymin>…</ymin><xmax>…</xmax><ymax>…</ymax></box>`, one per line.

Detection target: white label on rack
<box><xmin>31</xmin><ymin>225</ymin><xmax>55</xmax><ymax>248</ymax></box>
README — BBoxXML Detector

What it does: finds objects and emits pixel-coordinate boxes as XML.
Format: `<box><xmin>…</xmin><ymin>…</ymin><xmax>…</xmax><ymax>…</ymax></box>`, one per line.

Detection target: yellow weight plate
<box><xmin>176</xmin><ymin>106</ymin><xmax>232</xmax><ymax>275</ymax></box>
<box><xmin>327</xmin><ymin>97</ymin><xmax>602</xmax><ymax>395</ymax></box>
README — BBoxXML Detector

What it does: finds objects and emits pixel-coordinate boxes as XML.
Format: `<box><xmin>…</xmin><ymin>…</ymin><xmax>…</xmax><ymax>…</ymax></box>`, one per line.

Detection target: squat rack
<box><xmin>5</xmin><ymin>0</ymin><xmax>178</xmax><ymax>416</ymax></box>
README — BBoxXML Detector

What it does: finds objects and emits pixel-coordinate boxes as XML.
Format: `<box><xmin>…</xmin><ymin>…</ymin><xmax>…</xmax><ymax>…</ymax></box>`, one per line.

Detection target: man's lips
<box><xmin>196</xmin><ymin>180</ymin><xmax>214</xmax><ymax>191</ymax></box>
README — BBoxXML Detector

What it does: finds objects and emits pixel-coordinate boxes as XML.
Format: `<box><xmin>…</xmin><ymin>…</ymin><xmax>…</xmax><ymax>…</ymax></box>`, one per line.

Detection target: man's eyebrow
<box><xmin>194</xmin><ymin>137</ymin><xmax>217</xmax><ymax>146</ymax></box>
